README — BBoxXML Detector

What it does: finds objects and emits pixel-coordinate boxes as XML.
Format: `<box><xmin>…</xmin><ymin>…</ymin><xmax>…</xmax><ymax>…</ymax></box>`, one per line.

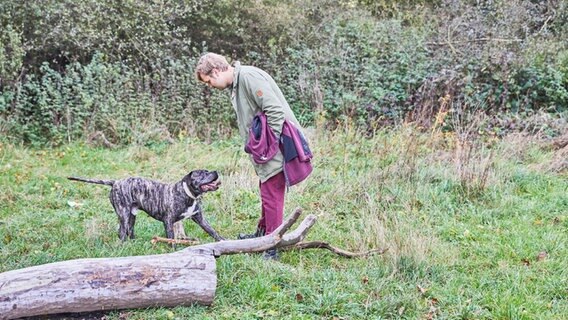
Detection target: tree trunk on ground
<box><xmin>0</xmin><ymin>252</ymin><xmax>216</xmax><ymax>319</ymax></box>
<box><xmin>0</xmin><ymin>208</ymin><xmax>317</xmax><ymax>320</ymax></box>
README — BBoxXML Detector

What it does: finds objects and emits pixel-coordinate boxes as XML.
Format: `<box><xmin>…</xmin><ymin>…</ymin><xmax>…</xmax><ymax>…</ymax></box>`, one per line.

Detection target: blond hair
<box><xmin>195</xmin><ymin>53</ymin><xmax>230</xmax><ymax>81</ymax></box>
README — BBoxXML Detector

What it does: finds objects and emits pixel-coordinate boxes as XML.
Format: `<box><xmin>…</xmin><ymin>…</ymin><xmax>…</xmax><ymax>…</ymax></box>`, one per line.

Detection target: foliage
<box><xmin>356</xmin><ymin>0</ymin><xmax>441</xmax><ymax>18</ymax></box>
<box><xmin>0</xmin><ymin>0</ymin><xmax>566</xmax><ymax>145</ymax></box>
<box><xmin>271</xmin><ymin>14</ymin><xmax>434</xmax><ymax>128</ymax></box>
<box><xmin>0</xmin><ymin>24</ymin><xmax>24</xmax><ymax>86</ymax></box>
<box><xmin>2</xmin><ymin>53</ymin><xmax>237</xmax><ymax>146</ymax></box>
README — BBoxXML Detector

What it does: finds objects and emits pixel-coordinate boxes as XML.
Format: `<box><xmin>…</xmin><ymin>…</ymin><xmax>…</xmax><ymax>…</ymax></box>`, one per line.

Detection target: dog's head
<box><xmin>182</xmin><ymin>169</ymin><xmax>221</xmax><ymax>198</ymax></box>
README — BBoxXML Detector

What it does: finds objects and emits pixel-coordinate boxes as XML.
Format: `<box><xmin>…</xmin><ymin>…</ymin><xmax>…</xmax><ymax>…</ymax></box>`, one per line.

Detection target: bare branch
<box><xmin>283</xmin><ymin>241</ymin><xmax>388</xmax><ymax>258</ymax></box>
<box><xmin>277</xmin><ymin>214</ymin><xmax>318</xmax><ymax>247</ymax></box>
<box><xmin>182</xmin><ymin>208</ymin><xmax>307</xmax><ymax>256</ymax></box>
<box><xmin>151</xmin><ymin>236</ymin><xmax>200</xmax><ymax>246</ymax></box>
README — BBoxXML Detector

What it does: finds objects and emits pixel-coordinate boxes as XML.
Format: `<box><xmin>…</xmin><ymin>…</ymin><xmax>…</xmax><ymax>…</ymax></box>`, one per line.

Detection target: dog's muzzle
<box><xmin>201</xmin><ymin>179</ymin><xmax>221</xmax><ymax>192</ymax></box>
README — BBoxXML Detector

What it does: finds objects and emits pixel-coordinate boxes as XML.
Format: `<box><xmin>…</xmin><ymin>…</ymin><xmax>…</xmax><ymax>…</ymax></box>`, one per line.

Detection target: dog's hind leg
<box><xmin>116</xmin><ymin>213</ymin><xmax>128</xmax><ymax>241</ymax></box>
<box><xmin>127</xmin><ymin>213</ymin><xmax>137</xmax><ymax>239</ymax></box>
<box><xmin>110</xmin><ymin>202</ymin><xmax>130</xmax><ymax>241</ymax></box>
<box><xmin>115</xmin><ymin>211</ymin><xmax>136</xmax><ymax>241</ymax></box>
<box><xmin>114</xmin><ymin>212</ymin><xmax>137</xmax><ymax>240</ymax></box>
<box><xmin>110</xmin><ymin>187</ymin><xmax>136</xmax><ymax>241</ymax></box>
<box><xmin>110</xmin><ymin>189</ymin><xmax>127</xmax><ymax>241</ymax></box>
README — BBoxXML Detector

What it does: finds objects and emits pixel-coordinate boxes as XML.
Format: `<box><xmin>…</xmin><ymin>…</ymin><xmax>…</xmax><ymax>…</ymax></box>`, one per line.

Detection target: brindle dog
<box><xmin>68</xmin><ymin>170</ymin><xmax>224</xmax><ymax>241</ymax></box>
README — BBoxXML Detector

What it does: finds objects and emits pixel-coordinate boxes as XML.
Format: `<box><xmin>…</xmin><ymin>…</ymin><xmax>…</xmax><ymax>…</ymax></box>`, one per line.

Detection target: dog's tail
<box><xmin>68</xmin><ymin>176</ymin><xmax>115</xmax><ymax>186</ymax></box>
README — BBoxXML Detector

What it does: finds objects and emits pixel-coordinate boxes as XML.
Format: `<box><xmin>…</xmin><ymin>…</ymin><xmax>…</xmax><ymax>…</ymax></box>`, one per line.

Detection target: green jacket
<box><xmin>230</xmin><ymin>62</ymin><xmax>301</xmax><ymax>182</ymax></box>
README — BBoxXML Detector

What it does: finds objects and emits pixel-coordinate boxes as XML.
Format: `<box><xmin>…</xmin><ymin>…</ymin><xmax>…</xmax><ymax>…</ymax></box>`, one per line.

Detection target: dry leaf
<box><xmin>521</xmin><ymin>258</ymin><xmax>531</xmax><ymax>266</ymax></box>
<box><xmin>118</xmin><ymin>311</ymin><xmax>131</xmax><ymax>320</ymax></box>
<box><xmin>537</xmin><ymin>251</ymin><xmax>548</xmax><ymax>261</ymax></box>
<box><xmin>417</xmin><ymin>284</ymin><xmax>428</xmax><ymax>295</ymax></box>
<box><xmin>426</xmin><ymin>305</ymin><xmax>438</xmax><ymax>320</ymax></box>
<box><xmin>67</xmin><ymin>200</ymin><xmax>84</xmax><ymax>208</ymax></box>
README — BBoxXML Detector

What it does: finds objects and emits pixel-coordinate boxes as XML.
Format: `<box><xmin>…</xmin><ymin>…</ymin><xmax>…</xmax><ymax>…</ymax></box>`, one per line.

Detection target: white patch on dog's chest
<box><xmin>180</xmin><ymin>201</ymin><xmax>199</xmax><ymax>219</ymax></box>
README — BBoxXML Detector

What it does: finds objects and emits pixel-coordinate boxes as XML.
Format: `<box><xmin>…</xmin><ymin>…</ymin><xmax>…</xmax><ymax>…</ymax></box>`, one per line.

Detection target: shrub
<box><xmin>4</xmin><ymin>54</ymin><xmax>235</xmax><ymax>146</ymax></box>
<box><xmin>0</xmin><ymin>0</ymin><xmax>566</xmax><ymax>145</ymax></box>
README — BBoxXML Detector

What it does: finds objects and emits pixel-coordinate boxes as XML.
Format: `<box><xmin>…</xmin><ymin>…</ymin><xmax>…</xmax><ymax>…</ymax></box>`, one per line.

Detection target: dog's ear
<box><xmin>182</xmin><ymin>171</ymin><xmax>202</xmax><ymax>196</ymax></box>
<box><xmin>181</xmin><ymin>172</ymin><xmax>194</xmax><ymax>185</ymax></box>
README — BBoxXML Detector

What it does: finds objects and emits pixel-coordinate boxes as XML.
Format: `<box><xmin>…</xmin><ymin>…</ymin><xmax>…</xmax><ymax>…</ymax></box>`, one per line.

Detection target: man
<box><xmin>195</xmin><ymin>53</ymin><xmax>304</xmax><ymax>260</ymax></box>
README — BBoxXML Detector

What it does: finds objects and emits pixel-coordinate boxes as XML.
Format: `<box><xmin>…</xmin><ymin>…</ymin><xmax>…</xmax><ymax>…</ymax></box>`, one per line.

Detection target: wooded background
<box><xmin>0</xmin><ymin>0</ymin><xmax>566</xmax><ymax>146</ymax></box>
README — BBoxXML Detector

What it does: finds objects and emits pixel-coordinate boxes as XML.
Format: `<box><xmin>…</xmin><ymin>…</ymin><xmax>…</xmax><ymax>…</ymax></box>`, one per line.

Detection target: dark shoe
<box><xmin>237</xmin><ymin>227</ymin><xmax>265</xmax><ymax>240</ymax></box>
<box><xmin>262</xmin><ymin>249</ymin><xmax>279</xmax><ymax>261</ymax></box>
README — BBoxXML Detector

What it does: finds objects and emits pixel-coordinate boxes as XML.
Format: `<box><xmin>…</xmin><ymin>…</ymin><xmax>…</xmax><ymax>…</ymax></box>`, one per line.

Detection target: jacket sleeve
<box><xmin>242</xmin><ymin>73</ymin><xmax>285</xmax><ymax>136</ymax></box>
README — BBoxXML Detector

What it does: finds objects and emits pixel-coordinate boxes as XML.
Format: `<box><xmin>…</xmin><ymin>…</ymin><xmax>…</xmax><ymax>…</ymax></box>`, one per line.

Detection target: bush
<box><xmin>3</xmin><ymin>54</ymin><xmax>235</xmax><ymax>146</ymax></box>
<box><xmin>0</xmin><ymin>0</ymin><xmax>566</xmax><ymax>145</ymax></box>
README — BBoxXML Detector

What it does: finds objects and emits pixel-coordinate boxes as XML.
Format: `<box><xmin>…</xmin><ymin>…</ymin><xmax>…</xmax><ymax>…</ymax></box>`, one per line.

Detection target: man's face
<box><xmin>200</xmin><ymin>69</ymin><xmax>230</xmax><ymax>90</ymax></box>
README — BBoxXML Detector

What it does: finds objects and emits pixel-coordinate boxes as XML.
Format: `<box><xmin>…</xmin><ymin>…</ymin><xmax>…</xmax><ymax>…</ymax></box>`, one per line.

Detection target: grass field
<box><xmin>1</xmin><ymin>124</ymin><xmax>567</xmax><ymax>319</ymax></box>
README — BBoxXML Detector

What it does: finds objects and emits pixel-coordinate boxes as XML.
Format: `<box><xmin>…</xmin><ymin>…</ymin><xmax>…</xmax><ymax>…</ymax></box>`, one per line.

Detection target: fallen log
<box><xmin>0</xmin><ymin>208</ymin><xmax>313</xmax><ymax>319</ymax></box>
<box><xmin>0</xmin><ymin>252</ymin><xmax>217</xmax><ymax>319</ymax></box>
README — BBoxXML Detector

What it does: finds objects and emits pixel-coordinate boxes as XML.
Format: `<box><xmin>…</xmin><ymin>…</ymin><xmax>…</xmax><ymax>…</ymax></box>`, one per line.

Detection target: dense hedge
<box><xmin>0</xmin><ymin>0</ymin><xmax>566</xmax><ymax>145</ymax></box>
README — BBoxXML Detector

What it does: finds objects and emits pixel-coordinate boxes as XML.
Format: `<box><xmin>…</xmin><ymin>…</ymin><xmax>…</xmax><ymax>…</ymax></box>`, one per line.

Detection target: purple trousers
<box><xmin>257</xmin><ymin>171</ymin><xmax>286</xmax><ymax>235</ymax></box>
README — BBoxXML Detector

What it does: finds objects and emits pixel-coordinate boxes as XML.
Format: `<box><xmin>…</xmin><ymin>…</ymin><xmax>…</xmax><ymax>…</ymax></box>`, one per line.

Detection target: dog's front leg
<box><xmin>163</xmin><ymin>219</ymin><xmax>176</xmax><ymax>240</ymax></box>
<box><xmin>173</xmin><ymin>221</ymin><xmax>188</xmax><ymax>239</ymax></box>
<box><xmin>191</xmin><ymin>211</ymin><xmax>225</xmax><ymax>241</ymax></box>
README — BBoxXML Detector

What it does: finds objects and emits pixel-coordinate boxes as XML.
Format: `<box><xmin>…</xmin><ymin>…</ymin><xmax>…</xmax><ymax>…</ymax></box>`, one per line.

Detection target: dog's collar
<box><xmin>182</xmin><ymin>182</ymin><xmax>200</xmax><ymax>200</ymax></box>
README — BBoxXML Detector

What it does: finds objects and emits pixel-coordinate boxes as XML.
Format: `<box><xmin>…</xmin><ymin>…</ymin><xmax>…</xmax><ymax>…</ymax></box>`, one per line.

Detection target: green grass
<box><xmin>1</xmin><ymin>126</ymin><xmax>567</xmax><ymax>319</ymax></box>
